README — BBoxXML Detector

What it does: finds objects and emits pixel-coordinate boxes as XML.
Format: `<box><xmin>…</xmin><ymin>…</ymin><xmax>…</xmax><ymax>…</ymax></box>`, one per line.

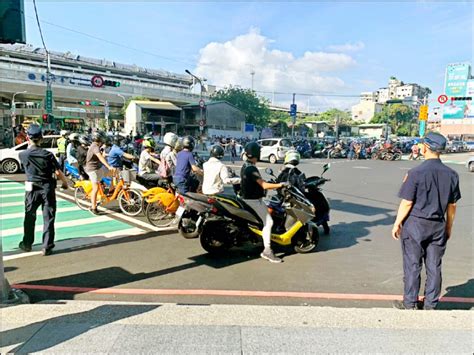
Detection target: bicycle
<box><xmin>143</xmin><ymin>182</ymin><xmax>180</xmax><ymax>228</ymax></box>
<box><xmin>74</xmin><ymin>169</ymin><xmax>143</xmax><ymax>216</ymax></box>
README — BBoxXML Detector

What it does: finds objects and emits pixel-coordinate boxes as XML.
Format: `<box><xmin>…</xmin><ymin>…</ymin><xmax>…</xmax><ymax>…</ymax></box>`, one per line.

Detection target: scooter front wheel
<box><xmin>178</xmin><ymin>210</ymin><xmax>201</xmax><ymax>239</ymax></box>
<box><xmin>293</xmin><ymin>225</ymin><xmax>319</xmax><ymax>253</ymax></box>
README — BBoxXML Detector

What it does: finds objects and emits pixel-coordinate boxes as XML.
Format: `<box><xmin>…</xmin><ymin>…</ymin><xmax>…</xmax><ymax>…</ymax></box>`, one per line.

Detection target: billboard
<box><xmin>443</xmin><ymin>63</ymin><xmax>471</xmax><ymax>119</ymax></box>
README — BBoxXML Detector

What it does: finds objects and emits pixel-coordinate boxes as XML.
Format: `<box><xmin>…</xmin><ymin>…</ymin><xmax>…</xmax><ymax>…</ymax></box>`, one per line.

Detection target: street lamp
<box><xmin>95</xmin><ymin>98</ymin><xmax>110</xmax><ymax>132</ymax></box>
<box><xmin>117</xmin><ymin>94</ymin><xmax>127</xmax><ymax>132</ymax></box>
<box><xmin>11</xmin><ymin>91</ymin><xmax>27</xmax><ymax>145</ymax></box>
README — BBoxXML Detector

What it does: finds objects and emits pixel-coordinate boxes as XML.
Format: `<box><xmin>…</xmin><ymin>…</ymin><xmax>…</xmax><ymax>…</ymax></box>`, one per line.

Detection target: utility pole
<box><xmin>185</xmin><ymin>70</ymin><xmax>207</xmax><ymax>135</ymax></box>
<box><xmin>11</xmin><ymin>91</ymin><xmax>27</xmax><ymax>145</ymax></box>
<box><xmin>250</xmin><ymin>70</ymin><xmax>255</xmax><ymax>91</ymax></box>
<box><xmin>335</xmin><ymin>114</ymin><xmax>340</xmax><ymax>140</ymax></box>
<box><xmin>45</xmin><ymin>51</ymin><xmax>54</xmax><ymax>129</ymax></box>
<box><xmin>291</xmin><ymin>93</ymin><xmax>296</xmax><ymax>138</ymax></box>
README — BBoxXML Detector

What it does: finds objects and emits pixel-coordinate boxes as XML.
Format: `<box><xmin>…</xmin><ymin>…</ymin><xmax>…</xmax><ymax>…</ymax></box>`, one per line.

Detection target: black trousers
<box><xmin>401</xmin><ymin>215</ymin><xmax>447</xmax><ymax>308</ymax></box>
<box><xmin>23</xmin><ymin>183</ymin><xmax>57</xmax><ymax>250</ymax></box>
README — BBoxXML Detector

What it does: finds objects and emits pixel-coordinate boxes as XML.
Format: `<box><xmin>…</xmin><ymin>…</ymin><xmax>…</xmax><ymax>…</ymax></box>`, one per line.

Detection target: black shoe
<box><xmin>392</xmin><ymin>300</ymin><xmax>416</xmax><ymax>310</ymax></box>
<box><xmin>423</xmin><ymin>305</ymin><xmax>436</xmax><ymax>310</ymax></box>
<box><xmin>18</xmin><ymin>242</ymin><xmax>32</xmax><ymax>252</ymax></box>
<box><xmin>42</xmin><ymin>248</ymin><xmax>53</xmax><ymax>256</ymax></box>
<box><xmin>89</xmin><ymin>208</ymin><xmax>100</xmax><ymax>215</ymax></box>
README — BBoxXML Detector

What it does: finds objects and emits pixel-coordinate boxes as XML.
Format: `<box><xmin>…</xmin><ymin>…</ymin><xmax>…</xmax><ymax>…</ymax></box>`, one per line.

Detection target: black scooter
<box><xmin>304</xmin><ymin>164</ymin><xmax>331</xmax><ymax>235</ymax></box>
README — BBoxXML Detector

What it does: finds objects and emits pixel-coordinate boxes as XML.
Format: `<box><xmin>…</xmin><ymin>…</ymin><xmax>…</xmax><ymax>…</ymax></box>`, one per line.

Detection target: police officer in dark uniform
<box><xmin>392</xmin><ymin>132</ymin><xmax>461</xmax><ymax>310</ymax></box>
<box><xmin>18</xmin><ymin>124</ymin><xmax>69</xmax><ymax>256</ymax></box>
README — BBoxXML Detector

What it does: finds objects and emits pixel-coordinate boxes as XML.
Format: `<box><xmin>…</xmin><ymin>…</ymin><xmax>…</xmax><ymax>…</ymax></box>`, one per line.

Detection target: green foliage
<box><xmin>317</xmin><ymin>108</ymin><xmax>352</xmax><ymax>123</ymax></box>
<box><xmin>210</xmin><ymin>86</ymin><xmax>271</xmax><ymax>127</ymax></box>
<box><xmin>371</xmin><ymin>103</ymin><xmax>415</xmax><ymax>135</ymax></box>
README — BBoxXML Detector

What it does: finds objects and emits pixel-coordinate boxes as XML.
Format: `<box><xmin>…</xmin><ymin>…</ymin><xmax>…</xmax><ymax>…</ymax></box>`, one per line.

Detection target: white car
<box><xmin>0</xmin><ymin>135</ymin><xmax>61</xmax><ymax>174</ymax></box>
<box><xmin>467</xmin><ymin>156</ymin><xmax>474</xmax><ymax>172</ymax></box>
<box><xmin>241</xmin><ymin>138</ymin><xmax>293</xmax><ymax>164</ymax></box>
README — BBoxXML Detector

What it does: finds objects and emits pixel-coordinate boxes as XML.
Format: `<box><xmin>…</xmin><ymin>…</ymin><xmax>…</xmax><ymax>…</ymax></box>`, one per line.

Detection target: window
<box><xmin>280</xmin><ymin>139</ymin><xmax>292</xmax><ymax>147</ymax></box>
<box><xmin>15</xmin><ymin>143</ymin><xmax>28</xmax><ymax>151</ymax></box>
<box><xmin>39</xmin><ymin>138</ymin><xmax>54</xmax><ymax>149</ymax></box>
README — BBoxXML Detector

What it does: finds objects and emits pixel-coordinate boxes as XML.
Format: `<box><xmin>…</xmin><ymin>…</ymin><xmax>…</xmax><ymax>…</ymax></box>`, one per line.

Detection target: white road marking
<box><xmin>0</xmin><ymin>206</ymin><xmax>79</xmax><ymax>221</ymax></box>
<box><xmin>353</xmin><ymin>166</ymin><xmax>372</xmax><ymax>169</ymax></box>
<box><xmin>3</xmin><ymin>227</ymin><xmax>146</xmax><ymax>261</ymax></box>
<box><xmin>2</xmin><ymin>216</ymin><xmax>111</xmax><ymax>238</ymax></box>
<box><xmin>0</xmin><ymin>193</ymin><xmax>24</xmax><ymax>198</ymax></box>
<box><xmin>0</xmin><ymin>201</ymin><xmax>24</xmax><ymax>207</ymax></box>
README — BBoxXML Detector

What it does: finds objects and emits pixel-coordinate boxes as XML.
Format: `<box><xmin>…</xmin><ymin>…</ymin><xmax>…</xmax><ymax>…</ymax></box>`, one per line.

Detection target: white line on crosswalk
<box><xmin>1</xmin><ymin>215</ymin><xmax>111</xmax><ymax>238</ymax></box>
<box><xmin>0</xmin><ymin>193</ymin><xmax>24</xmax><ymax>198</ymax></box>
<box><xmin>0</xmin><ymin>182</ymin><xmax>21</xmax><ymax>186</ymax></box>
<box><xmin>0</xmin><ymin>206</ymin><xmax>80</xmax><ymax>221</ymax></box>
<box><xmin>0</xmin><ymin>186</ymin><xmax>24</xmax><ymax>190</ymax></box>
<box><xmin>0</xmin><ymin>201</ymin><xmax>24</xmax><ymax>207</ymax></box>
<box><xmin>3</xmin><ymin>227</ymin><xmax>146</xmax><ymax>261</ymax></box>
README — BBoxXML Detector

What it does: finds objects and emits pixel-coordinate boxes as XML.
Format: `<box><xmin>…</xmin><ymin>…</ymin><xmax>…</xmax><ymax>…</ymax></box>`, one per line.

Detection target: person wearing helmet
<box><xmin>85</xmin><ymin>130</ymin><xmax>116</xmax><ymax>214</ymax></box>
<box><xmin>76</xmin><ymin>135</ymin><xmax>90</xmax><ymax>180</ymax></box>
<box><xmin>159</xmin><ymin>132</ymin><xmax>178</xmax><ymax>181</ymax></box>
<box><xmin>241</xmin><ymin>142</ymin><xmax>286</xmax><ymax>263</ymax></box>
<box><xmin>202</xmin><ymin>145</ymin><xmax>240</xmax><ymax>195</ymax></box>
<box><xmin>57</xmin><ymin>130</ymin><xmax>68</xmax><ymax>172</ymax></box>
<box><xmin>165</xmin><ymin>138</ymin><xmax>183</xmax><ymax>177</ymax></box>
<box><xmin>277</xmin><ymin>150</ymin><xmax>306</xmax><ymax>192</ymax></box>
<box><xmin>138</xmin><ymin>137</ymin><xmax>162</xmax><ymax>186</ymax></box>
<box><xmin>107</xmin><ymin>135</ymin><xmax>135</xmax><ymax>170</ymax></box>
<box><xmin>173</xmin><ymin>136</ymin><xmax>203</xmax><ymax>194</ymax></box>
<box><xmin>18</xmin><ymin>124</ymin><xmax>69</xmax><ymax>256</ymax></box>
<box><xmin>66</xmin><ymin>133</ymin><xmax>80</xmax><ymax>167</ymax></box>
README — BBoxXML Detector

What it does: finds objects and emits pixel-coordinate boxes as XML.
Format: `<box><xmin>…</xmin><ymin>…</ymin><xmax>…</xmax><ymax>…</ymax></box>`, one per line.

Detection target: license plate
<box><xmin>176</xmin><ymin>206</ymin><xmax>185</xmax><ymax>217</ymax></box>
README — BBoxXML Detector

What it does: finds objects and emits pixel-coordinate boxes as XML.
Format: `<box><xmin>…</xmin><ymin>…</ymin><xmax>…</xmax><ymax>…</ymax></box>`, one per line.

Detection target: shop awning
<box><xmin>133</xmin><ymin>101</ymin><xmax>181</xmax><ymax>111</ymax></box>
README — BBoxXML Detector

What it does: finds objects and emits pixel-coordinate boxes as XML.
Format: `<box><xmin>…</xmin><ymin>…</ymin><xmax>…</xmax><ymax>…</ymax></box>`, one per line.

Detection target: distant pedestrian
<box><xmin>392</xmin><ymin>132</ymin><xmax>460</xmax><ymax>310</ymax></box>
<box><xmin>3</xmin><ymin>129</ymin><xmax>12</xmax><ymax>148</ymax></box>
<box><xmin>15</xmin><ymin>126</ymin><xmax>27</xmax><ymax>146</ymax></box>
<box><xmin>18</xmin><ymin>124</ymin><xmax>69</xmax><ymax>256</ymax></box>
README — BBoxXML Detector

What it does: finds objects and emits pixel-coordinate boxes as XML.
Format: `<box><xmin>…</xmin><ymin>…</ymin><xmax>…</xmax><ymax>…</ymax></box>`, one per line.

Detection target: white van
<box><xmin>256</xmin><ymin>138</ymin><xmax>293</xmax><ymax>164</ymax></box>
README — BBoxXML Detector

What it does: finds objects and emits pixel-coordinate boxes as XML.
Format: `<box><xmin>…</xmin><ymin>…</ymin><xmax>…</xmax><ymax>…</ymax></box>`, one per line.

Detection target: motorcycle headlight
<box><xmin>311</xmin><ymin>205</ymin><xmax>316</xmax><ymax>214</ymax></box>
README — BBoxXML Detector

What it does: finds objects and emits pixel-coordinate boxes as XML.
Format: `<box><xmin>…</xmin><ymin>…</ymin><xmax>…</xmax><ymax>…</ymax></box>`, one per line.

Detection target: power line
<box><xmin>25</xmin><ymin>14</ymin><xmax>195</xmax><ymax>66</ymax></box>
<box><xmin>32</xmin><ymin>0</ymin><xmax>47</xmax><ymax>52</ymax></box>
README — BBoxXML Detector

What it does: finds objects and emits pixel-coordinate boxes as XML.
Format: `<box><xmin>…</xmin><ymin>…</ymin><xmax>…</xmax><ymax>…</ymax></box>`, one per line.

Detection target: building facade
<box><xmin>440</xmin><ymin>62</ymin><xmax>474</xmax><ymax>138</ymax></box>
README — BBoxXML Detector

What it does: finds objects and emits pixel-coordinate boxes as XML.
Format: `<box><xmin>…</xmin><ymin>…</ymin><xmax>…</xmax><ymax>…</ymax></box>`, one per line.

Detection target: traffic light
<box><xmin>0</xmin><ymin>0</ymin><xmax>26</xmax><ymax>44</ymax></box>
<box><xmin>451</xmin><ymin>96</ymin><xmax>472</xmax><ymax>101</ymax></box>
<box><xmin>104</xmin><ymin>80</ymin><xmax>121</xmax><ymax>87</ymax></box>
<box><xmin>42</xmin><ymin>113</ymin><xmax>53</xmax><ymax>123</ymax></box>
<box><xmin>80</xmin><ymin>100</ymin><xmax>100</xmax><ymax>106</ymax></box>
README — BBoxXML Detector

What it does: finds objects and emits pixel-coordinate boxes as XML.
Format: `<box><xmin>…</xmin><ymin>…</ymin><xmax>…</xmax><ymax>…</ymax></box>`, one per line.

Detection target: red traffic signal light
<box><xmin>42</xmin><ymin>114</ymin><xmax>48</xmax><ymax>123</ymax></box>
<box><xmin>42</xmin><ymin>113</ymin><xmax>53</xmax><ymax>123</ymax></box>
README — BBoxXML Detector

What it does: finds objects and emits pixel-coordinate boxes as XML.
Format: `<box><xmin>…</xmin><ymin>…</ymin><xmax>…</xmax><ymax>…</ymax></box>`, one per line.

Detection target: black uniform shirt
<box><xmin>19</xmin><ymin>146</ymin><xmax>60</xmax><ymax>183</ymax></box>
<box><xmin>240</xmin><ymin>162</ymin><xmax>265</xmax><ymax>199</ymax></box>
<box><xmin>398</xmin><ymin>159</ymin><xmax>461</xmax><ymax>220</ymax></box>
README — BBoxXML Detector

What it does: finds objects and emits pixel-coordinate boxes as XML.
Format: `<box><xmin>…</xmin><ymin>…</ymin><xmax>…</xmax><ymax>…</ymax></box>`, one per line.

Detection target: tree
<box><xmin>317</xmin><ymin>108</ymin><xmax>352</xmax><ymax>124</ymax></box>
<box><xmin>121</xmin><ymin>96</ymin><xmax>150</xmax><ymax>116</ymax></box>
<box><xmin>210</xmin><ymin>86</ymin><xmax>271</xmax><ymax>127</ymax></box>
<box><xmin>371</xmin><ymin>103</ymin><xmax>415</xmax><ymax>135</ymax></box>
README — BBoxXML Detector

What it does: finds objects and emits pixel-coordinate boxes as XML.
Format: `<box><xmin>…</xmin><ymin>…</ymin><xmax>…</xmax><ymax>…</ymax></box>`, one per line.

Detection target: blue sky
<box><xmin>23</xmin><ymin>1</ymin><xmax>473</xmax><ymax>110</ymax></box>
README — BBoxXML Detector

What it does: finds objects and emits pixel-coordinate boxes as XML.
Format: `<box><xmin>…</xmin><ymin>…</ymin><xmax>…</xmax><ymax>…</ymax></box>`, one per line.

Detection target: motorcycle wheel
<box><xmin>293</xmin><ymin>225</ymin><xmax>319</xmax><ymax>253</ymax></box>
<box><xmin>393</xmin><ymin>153</ymin><xmax>402</xmax><ymax>161</ymax></box>
<box><xmin>200</xmin><ymin>224</ymin><xmax>232</xmax><ymax>255</ymax></box>
<box><xmin>371</xmin><ymin>153</ymin><xmax>379</xmax><ymax>160</ymax></box>
<box><xmin>384</xmin><ymin>152</ymin><xmax>394</xmax><ymax>161</ymax></box>
<box><xmin>178</xmin><ymin>210</ymin><xmax>200</xmax><ymax>239</ymax></box>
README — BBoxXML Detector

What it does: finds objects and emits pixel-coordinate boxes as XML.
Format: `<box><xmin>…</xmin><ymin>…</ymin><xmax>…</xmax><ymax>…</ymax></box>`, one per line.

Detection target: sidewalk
<box><xmin>1</xmin><ymin>301</ymin><xmax>472</xmax><ymax>353</ymax></box>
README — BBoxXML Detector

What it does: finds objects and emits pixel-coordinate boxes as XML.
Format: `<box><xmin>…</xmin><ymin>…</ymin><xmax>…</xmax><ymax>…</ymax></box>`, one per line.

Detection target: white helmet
<box><xmin>163</xmin><ymin>132</ymin><xmax>178</xmax><ymax>147</ymax></box>
<box><xmin>60</xmin><ymin>130</ymin><xmax>68</xmax><ymax>137</ymax></box>
<box><xmin>69</xmin><ymin>133</ymin><xmax>80</xmax><ymax>141</ymax></box>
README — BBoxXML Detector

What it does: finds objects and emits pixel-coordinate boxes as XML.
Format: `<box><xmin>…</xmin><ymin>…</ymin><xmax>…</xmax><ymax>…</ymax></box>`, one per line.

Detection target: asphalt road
<box><xmin>2</xmin><ymin>157</ymin><xmax>473</xmax><ymax>308</ymax></box>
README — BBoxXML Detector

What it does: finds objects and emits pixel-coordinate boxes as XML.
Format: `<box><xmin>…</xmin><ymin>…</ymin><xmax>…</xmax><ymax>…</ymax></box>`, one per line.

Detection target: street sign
<box><xmin>199</xmin><ymin>99</ymin><xmax>205</xmax><ymax>108</ymax></box>
<box><xmin>45</xmin><ymin>89</ymin><xmax>53</xmax><ymax>113</ymax></box>
<box><xmin>91</xmin><ymin>75</ymin><xmax>104</xmax><ymax>88</ymax></box>
<box><xmin>290</xmin><ymin>103</ymin><xmax>297</xmax><ymax>116</ymax></box>
<box><xmin>199</xmin><ymin>120</ymin><xmax>205</xmax><ymax>127</ymax></box>
<box><xmin>419</xmin><ymin>120</ymin><xmax>426</xmax><ymax>137</ymax></box>
<box><xmin>419</xmin><ymin>105</ymin><xmax>428</xmax><ymax>121</ymax></box>
<box><xmin>437</xmin><ymin>94</ymin><xmax>448</xmax><ymax>104</ymax></box>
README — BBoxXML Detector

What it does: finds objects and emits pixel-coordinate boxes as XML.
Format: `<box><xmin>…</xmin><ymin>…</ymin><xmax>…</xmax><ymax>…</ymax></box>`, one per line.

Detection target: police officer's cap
<box><xmin>422</xmin><ymin>132</ymin><xmax>447</xmax><ymax>152</ymax></box>
<box><xmin>27</xmin><ymin>124</ymin><xmax>43</xmax><ymax>139</ymax></box>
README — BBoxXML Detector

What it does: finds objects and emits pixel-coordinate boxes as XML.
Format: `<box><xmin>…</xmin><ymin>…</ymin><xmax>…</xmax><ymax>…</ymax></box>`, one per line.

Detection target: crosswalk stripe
<box><xmin>0</xmin><ymin>193</ymin><xmax>25</xmax><ymax>198</ymax></box>
<box><xmin>0</xmin><ymin>206</ymin><xmax>80</xmax><ymax>221</ymax></box>
<box><xmin>2</xmin><ymin>215</ymin><xmax>112</xmax><ymax>238</ymax></box>
<box><xmin>0</xmin><ymin>186</ymin><xmax>24</xmax><ymax>191</ymax></box>
<box><xmin>3</xmin><ymin>227</ymin><xmax>146</xmax><ymax>261</ymax></box>
<box><xmin>0</xmin><ymin>201</ymin><xmax>24</xmax><ymax>207</ymax></box>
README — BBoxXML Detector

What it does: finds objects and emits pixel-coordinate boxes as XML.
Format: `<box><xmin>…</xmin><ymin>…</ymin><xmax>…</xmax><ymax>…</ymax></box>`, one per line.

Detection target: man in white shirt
<box><xmin>202</xmin><ymin>145</ymin><xmax>240</xmax><ymax>195</ymax></box>
<box><xmin>138</xmin><ymin>138</ymin><xmax>161</xmax><ymax>185</ymax></box>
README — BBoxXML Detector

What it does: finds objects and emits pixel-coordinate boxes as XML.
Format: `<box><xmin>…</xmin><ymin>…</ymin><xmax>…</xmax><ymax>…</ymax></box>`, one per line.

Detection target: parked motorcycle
<box><xmin>179</xmin><ymin>169</ymin><xmax>318</xmax><ymax>255</ymax></box>
<box><xmin>303</xmin><ymin>164</ymin><xmax>331</xmax><ymax>235</ymax></box>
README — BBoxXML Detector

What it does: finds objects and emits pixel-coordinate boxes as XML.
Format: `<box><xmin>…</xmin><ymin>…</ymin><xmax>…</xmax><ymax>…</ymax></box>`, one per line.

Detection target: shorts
<box><xmin>86</xmin><ymin>167</ymin><xmax>108</xmax><ymax>183</ymax></box>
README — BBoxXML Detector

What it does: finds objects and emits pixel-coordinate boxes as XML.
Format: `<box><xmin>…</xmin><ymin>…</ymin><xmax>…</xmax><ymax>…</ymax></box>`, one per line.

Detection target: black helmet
<box><xmin>78</xmin><ymin>134</ymin><xmax>90</xmax><ymax>145</ymax></box>
<box><xmin>182</xmin><ymin>136</ymin><xmax>195</xmax><ymax>151</ymax></box>
<box><xmin>27</xmin><ymin>124</ymin><xmax>42</xmax><ymax>140</ymax></box>
<box><xmin>113</xmin><ymin>135</ymin><xmax>123</xmax><ymax>146</ymax></box>
<box><xmin>245</xmin><ymin>142</ymin><xmax>261</xmax><ymax>160</ymax></box>
<box><xmin>210</xmin><ymin>145</ymin><xmax>225</xmax><ymax>159</ymax></box>
<box><xmin>91</xmin><ymin>130</ymin><xmax>106</xmax><ymax>143</ymax></box>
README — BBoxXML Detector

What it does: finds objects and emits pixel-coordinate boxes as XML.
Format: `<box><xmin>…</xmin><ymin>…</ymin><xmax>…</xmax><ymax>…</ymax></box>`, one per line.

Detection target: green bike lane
<box><xmin>0</xmin><ymin>178</ymin><xmax>145</xmax><ymax>256</ymax></box>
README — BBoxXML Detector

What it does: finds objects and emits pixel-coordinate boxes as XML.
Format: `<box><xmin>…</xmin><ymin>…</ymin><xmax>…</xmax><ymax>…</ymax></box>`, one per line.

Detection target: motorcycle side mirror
<box><xmin>265</xmin><ymin>168</ymin><xmax>275</xmax><ymax>177</ymax></box>
<box><xmin>322</xmin><ymin>163</ymin><xmax>331</xmax><ymax>175</ymax></box>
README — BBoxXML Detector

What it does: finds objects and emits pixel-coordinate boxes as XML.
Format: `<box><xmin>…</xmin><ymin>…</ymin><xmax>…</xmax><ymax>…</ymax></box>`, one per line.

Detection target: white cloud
<box><xmin>327</xmin><ymin>41</ymin><xmax>365</xmax><ymax>52</ymax></box>
<box><xmin>194</xmin><ymin>29</ymin><xmax>357</xmax><ymax>109</ymax></box>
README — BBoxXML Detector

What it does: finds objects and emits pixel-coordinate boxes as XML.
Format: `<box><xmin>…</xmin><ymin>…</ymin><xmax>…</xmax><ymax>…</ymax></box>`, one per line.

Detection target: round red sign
<box><xmin>91</xmin><ymin>75</ymin><xmax>104</xmax><ymax>88</ymax></box>
<box><xmin>438</xmin><ymin>94</ymin><xmax>448</xmax><ymax>104</ymax></box>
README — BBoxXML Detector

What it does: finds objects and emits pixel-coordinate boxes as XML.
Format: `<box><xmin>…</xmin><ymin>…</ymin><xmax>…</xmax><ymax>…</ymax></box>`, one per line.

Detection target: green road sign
<box><xmin>45</xmin><ymin>89</ymin><xmax>53</xmax><ymax>113</ymax></box>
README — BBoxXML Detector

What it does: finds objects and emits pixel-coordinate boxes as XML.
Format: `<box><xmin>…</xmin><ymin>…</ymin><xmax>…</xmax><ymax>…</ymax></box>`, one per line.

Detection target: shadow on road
<box><xmin>317</xmin><ymin>199</ymin><xmax>394</xmax><ymax>253</ymax></box>
<box><xmin>438</xmin><ymin>279</ymin><xmax>474</xmax><ymax>310</ymax></box>
<box><xmin>1</xmin><ymin>304</ymin><xmax>158</xmax><ymax>353</ymax></box>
